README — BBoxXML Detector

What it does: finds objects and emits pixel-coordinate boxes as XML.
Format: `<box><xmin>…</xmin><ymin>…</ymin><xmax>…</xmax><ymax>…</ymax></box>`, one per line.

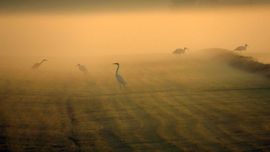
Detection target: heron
<box><xmin>113</xmin><ymin>63</ymin><xmax>127</xmax><ymax>88</ymax></box>
<box><xmin>32</xmin><ymin>59</ymin><xmax>48</xmax><ymax>70</ymax></box>
<box><xmin>76</xmin><ymin>64</ymin><xmax>88</xmax><ymax>75</ymax></box>
<box><xmin>234</xmin><ymin>44</ymin><xmax>248</xmax><ymax>52</ymax></box>
<box><xmin>173</xmin><ymin>47</ymin><xmax>188</xmax><ymax>54</ymax></box>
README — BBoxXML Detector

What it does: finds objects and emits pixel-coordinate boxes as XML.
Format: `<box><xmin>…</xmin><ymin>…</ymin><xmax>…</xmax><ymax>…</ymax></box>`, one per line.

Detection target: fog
<box><xmin>0</xmin><ymin>6</ymin><xmax>270</xmax><ymax>76</ymax></box>
<box><xmin>1</xmin><ymin>4</ymin><xmax>270</xmax><ymax>152</ymax></box>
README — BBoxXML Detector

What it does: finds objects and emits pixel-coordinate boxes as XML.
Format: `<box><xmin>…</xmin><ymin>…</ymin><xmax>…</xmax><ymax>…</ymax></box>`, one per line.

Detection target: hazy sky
<box><xmin>0</xmin><ymin>0</ymin><xmax>270</xmax><ymax>13</ymax></box>
<box><xmin>1</xmin><ymin>7</ymin><xmax>270</xmax><ymax>57</ymax></box>
<box><xmin>0</xmin><ymin>1</ymin><xmax>270</xmax><ymax>63</ymax></box>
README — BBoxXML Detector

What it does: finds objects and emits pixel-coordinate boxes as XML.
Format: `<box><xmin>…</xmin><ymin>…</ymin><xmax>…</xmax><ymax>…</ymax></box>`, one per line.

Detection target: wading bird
<box><xmin>173</xmin><ymin>47</ymin><xmax>188</xmax><ymax>54</ymax></box>
<box><xmin>234</xmin><ymin>44</ymin><xmax>248</xmax><ymax>52</ymax></box>
<box><xmin>32</xmin><ymin>59</ymin><xmax>48</xmax><ymax>70</ymax></box>
<box><xmin>76</xmin><ymin>64</ymin><xmax>88</xmax><ymax>74</ymax></box>
<box><xmin>113</xmin><ymin>63</ymin><xmax>127</xmax><ymax>88</ymax></box>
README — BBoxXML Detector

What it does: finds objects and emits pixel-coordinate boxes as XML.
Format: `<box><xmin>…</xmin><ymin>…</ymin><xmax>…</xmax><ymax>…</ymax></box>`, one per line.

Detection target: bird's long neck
<box><xmin>115</xmin><ymin>65</ymin><xmax>119</xmax><ymax>75</ymax></box>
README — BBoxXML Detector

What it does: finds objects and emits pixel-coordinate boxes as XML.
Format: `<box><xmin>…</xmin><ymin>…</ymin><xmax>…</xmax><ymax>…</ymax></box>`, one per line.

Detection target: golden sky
<box><xmin>0</xmin><ymin>0</ymin><xmax>269</xmax><ymax>13</ymax></box>
<box><xmin>0</xmin><ymin>0</ymin><xmax>269</xmax><ymax>64</ymax></box>
<box><xmin>1</xmin><ymin>6</ymin><xmax>270</xmax><ymax>57</ymax></box>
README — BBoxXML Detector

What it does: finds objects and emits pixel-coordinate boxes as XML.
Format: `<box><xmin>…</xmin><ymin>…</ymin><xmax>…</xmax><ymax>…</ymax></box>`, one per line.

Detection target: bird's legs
<box><xmin>119</xmin><ymin>83</ymin><xmax>123</xmax><ymax>89</ymax></box>
<box><xmin>118</xmin><ymin>83</ymin><xmax>126</xmax><ymax>90</ymax></box>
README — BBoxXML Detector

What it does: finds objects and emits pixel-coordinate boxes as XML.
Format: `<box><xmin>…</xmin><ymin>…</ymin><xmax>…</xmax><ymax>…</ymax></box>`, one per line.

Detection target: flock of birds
<box><xmin>31</xmin><ymin>44</ymin><xmax>248</xmax><ymax>88</ymax></box>
<box><xmin>31</xmin><ymin>59</ymin><xmax>127</xmax><ymax>88</ymax></box>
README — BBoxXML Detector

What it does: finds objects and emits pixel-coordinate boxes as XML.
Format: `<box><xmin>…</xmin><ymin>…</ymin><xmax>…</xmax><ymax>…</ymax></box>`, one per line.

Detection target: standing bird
<box><xmin>173</xmin><ymin>47</ymin><xmax>188</xmax><ymax>55</ymax></box>
<box><xmin>76</xmin><ymin>64</ymin><xmax>88</xmax><ymax>75</ymax></box>
<box><xmin>32</xmin><ymin>59</ymin><xmax>48</xmax><ymax>70</ymax></box>
<box><xmin>234</xmin><ymin>44</ymin><xmax>248</xmax><ymax>52</ymax></box>
<box><xmin>113</xmin><ymin>63</ymin><xmax>127</xmax><ymax>88</ymax></box>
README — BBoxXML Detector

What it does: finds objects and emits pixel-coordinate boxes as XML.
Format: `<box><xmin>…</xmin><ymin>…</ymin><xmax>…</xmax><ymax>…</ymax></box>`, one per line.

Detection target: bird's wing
<box><xmin>174</xmin><ymin>49</ymin><xmax>184</xmax><ymax>53</ymax></box>
<box><xmin>234</xmin><ymin>46</ymin><xmax>243</xmax><ymax>51</ymax></box>
<box><xmin>32</xmin><ymin>63</ymin><xmax>39</xmax><ymax>69</ymax></box>
<box><xmin>79</xmin><ymin>66</ymin><xmax>88</xmax><ymax>73</ymax></box>
<box><xmin>173</xmin><ymin>50</ymin><xmax>179</xmax><ymax>54</ymax></box>
<box><xmin>117</xmin><ymin>75</ymin><xmax>127</xmax><ymax>85</ymax></box>
<box><xmin>82</xmin><ymin>66</ymin><xmax>88</xmax><ymax>72</ymax></box>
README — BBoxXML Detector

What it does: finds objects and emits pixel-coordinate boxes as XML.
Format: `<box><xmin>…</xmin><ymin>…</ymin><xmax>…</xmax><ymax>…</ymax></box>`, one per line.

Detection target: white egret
<box><xmin>234</xmin><ymin>44</ymin><xmax>248</xmax><ymax>52</ymax></box>
<box><xmin>76</xmin><ymin>64</ymin><xmax>88</xmax><ymax>75</ymax></box>
<box><xmin>173</xmin><ymin>47</ymin><xmax>188</xmax><ymax>54</ymax></box>
<box><xmin>113</xmin><ymin>63</ymin><xmax>127</xmax><ymax>88</ymax></box>
<box><xmin>32</xmin><ymin>59</ymin><xmax>47</xmax><ymax>70</ymax></box>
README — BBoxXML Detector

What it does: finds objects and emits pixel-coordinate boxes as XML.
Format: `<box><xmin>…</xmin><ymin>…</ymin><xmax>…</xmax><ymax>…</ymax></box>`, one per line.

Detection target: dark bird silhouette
<box><xmin>234</xmin><ymin>44</ymin><xmax>248</xmax><ymax>51</ymax></box>
<box><xmin>76</xmin><ymin>64</ymin><xmax>88</xmax><ymax>74</ymax></box>
<box><xmin>32</xmin><ymin>59</ymin><xmax>47</xmax><ymax>70</ymax></box>
<box><xmin>173</xmin><ymin>47</ymin><xmax>188</xmax><ymax>54</ymax></box>
<box><xmin>113</xmin><ymin>63</ymin><xmax>127</xmax><ymax>88</ymax></box>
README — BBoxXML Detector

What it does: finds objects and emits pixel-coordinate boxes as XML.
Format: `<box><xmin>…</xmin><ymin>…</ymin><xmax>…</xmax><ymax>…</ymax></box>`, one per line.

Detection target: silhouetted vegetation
<box><xmin>206</xmin><ymin>48</ymin><xmax>270</xmax><ymax>78</ymax></box>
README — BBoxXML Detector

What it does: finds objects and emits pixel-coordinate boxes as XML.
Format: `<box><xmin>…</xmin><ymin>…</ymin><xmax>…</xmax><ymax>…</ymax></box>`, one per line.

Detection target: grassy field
<box><xmin>0</xmin><ymin>52</ymin><xmax>270</xmax><ymax>152</ymax></box>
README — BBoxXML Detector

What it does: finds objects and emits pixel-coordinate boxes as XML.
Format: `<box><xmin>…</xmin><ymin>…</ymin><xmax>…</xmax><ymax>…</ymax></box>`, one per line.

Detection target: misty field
<box><xmin>0</xmin><ymin>53</ymin><xmax>270</xmax><ymax>152</ymax></box>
